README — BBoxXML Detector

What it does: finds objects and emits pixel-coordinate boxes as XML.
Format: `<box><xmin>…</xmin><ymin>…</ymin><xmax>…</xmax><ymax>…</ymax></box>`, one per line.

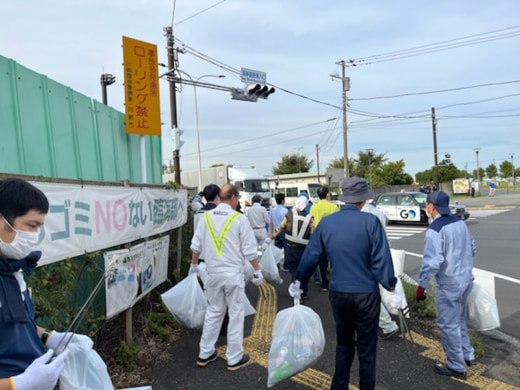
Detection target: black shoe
<box><xmin>321</xmin><ymin>287</ymin><xmax>328</xmax><ymax>292</ymax></box>
<box><xmin>378</xmin><ymin>328</ymin><xmax>400</xmax><ymax>340</ymax></box>
<box><xmin>465</xmin><ymin>359</ymin><xmax>474</xmax><ymax>367</ymax></box>
<box><xmin>433</xmin><ymin>363</ymin><xmax>466</xmax><ymax>379</ymax></box>
<box><xmin>227</xmin><ymin>354</ymin><xmax>250</xmax><ymax>371</ymax></box>
<box><xmin>196</xmin><ymin>352</ymin><xmax>218</xmax><ymax>367</ymax></box>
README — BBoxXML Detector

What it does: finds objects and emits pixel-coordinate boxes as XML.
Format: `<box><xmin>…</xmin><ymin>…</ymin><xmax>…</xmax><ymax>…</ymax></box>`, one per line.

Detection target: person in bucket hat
<box><xmin>289</xmin><ymin>177</ymin><xmax>401</xmax><ymax>389</ymax></box>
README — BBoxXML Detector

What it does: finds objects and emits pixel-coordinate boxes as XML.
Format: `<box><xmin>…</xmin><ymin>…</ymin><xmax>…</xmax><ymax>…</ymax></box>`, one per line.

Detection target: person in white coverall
<box><xmin>361</xmin><ymin>200</ymin><xmax>400</xmax><ymax>340</ymax></box>
<box><xmin>246</xmin><ymin>195</ymin><xmax>270</xmax><ymax>247</ymax></box>
<box><xmin>189</xmin><ymin>184</ymin><xmax>263</xmax><ymax>371</ymax></box>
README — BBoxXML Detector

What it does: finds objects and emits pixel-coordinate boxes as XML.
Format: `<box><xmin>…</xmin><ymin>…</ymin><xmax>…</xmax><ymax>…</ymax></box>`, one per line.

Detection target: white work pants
<box><xmin>253</xmin><ymin>228</ymin><xmax>267</xmax><ymax>247</ymax></box>
<box><xmin>199</xmin><ymin>272</ymin><xmax>245</xmax><ymax>365</ymax></box>
<box><xmin>378</xmin><ymin>303</ymin><xmax>399</xmax><ymax>333</ymax></box>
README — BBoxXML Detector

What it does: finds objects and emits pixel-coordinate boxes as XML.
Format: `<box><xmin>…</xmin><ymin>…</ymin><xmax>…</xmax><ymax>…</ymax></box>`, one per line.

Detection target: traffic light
<box><xmin>174</xmin><ymin>128</ymin><xmax>184</xmax><ymax>150</ymax></box>
<box><xmin>445</xmin><ymin>153</ymin><xmax>451</xmax><ymax>164</ymax></box>
<box><xmin>246</xmin><ymin>84</ymin><xmax>275</xmax><ymax>99</ymax></box>
<box><xmin>231</xmin><ymin>87</ymin><xmax>257</xmax><ymax>102</ymax></box>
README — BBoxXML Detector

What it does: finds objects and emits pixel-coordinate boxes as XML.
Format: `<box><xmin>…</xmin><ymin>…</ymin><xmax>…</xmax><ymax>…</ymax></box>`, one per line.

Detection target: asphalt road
<box><xmin>145</xmin><ymin>188</ymin><xmax>520</xmax><ymax>390</ymax></box>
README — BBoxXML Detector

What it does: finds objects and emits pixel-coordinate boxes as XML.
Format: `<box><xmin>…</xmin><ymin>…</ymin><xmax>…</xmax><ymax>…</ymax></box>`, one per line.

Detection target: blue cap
<box><xmin>427</xmin><ymin>191</ymin><xmax>450</xmax><ymax>215</ymax></box>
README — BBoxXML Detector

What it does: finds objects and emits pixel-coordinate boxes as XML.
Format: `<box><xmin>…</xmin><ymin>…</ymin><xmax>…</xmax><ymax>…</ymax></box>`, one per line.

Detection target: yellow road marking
<box><xmin>217</xmin><ymin>282</ymin><xmax>519</xmax><ymax>390</ymax></box>
<box><xmin>468</xmin><ymin>205</ymin><xmax>517</xmax><ymax>210</ymax></box>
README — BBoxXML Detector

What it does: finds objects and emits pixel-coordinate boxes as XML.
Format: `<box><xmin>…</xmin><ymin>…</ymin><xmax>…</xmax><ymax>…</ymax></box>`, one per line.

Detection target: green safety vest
<box><xmin>204</xmin><ymin>211</ymin><xmax>241</xmax><ymax>257</ymax></box>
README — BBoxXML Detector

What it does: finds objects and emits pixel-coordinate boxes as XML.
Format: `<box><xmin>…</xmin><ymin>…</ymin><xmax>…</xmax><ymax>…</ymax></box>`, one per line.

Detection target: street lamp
<box><xmin>474</xmin><ymin>148</ymin><xmax>481</xmax><ymax>195</ymax></box>
<box><xmin>366</xmin><ymin>148</ymin><xmax>374</xmax><ymax>189</ymax></box>
<box><xmin>175</xmin><ymin>70</ymin><xmax>225</xmax><ymax>190</ymax></box>
<box><xmin>100</xmin><ymin>73</ymin><xmax>116</xmax><ymax>105</ymax></box>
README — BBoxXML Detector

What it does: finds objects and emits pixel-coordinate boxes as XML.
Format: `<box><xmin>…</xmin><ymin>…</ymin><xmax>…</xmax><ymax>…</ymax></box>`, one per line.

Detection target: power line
<box><xmin>350</xmin><ymin>80</ymin><xmax>520</xmax><ymax>101</ymax></box>
<box><xmin>173</xmin><ymin>0</ymin><xmax>226</xmax><ymax>26</ymax></box>
<box><xmin>180</xmin><ymin>118</ymin><xmax>337</xmax><ymax>158</ymax></box>
<box><xmin>347</xmin><ymin>26</ymin><xmax>520</xmax><ymax>67</ymax></box>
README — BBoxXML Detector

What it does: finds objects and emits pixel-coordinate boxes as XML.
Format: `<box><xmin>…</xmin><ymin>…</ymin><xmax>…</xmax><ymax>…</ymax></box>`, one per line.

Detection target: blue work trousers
<box><xmin>436</xmin><ymin>281</ymin><xmax>475</xmax><ymax>372</ymax></box>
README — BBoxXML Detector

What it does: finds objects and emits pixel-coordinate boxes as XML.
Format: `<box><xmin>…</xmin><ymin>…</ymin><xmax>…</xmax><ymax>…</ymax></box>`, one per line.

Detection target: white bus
<box><xmin>272</xmin><ymin>182</ymin><xmax>322</xmax><ymax>208</ymax></box>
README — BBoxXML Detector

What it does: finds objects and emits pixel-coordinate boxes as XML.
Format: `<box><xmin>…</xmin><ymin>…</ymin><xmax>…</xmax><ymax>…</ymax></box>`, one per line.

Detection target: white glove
<box><xmin>46</xmin><ymin>331</ymin><xmax>92</xmax><ymax>355</ymax></box>
<box><xmin>252</xmin><ymin>270</ymin><xmax>264</xmax><ymax>286</ymax></box>
<box><xmin>288</xmin><ymin>280</ymin><xmax>302</xmax><ymax>299</ymax></box>
<box><xmin>12</xmin><ymin>349</ymin><xmax>69</xmax><ymax>390</ymax></box>
<box><xmin>188</xmin><ymin>264</ymin><xmax>199</xmax><ymax>276</ymax></box>
<box><xmin>382</xmin><ymin>290</ymin><xmax>403</xmax><ymax>315</ymax></box>
<box><xmin>264</xmin><ymin>237</ymin><xmax>271</xmax><ymax>245</ymax></box>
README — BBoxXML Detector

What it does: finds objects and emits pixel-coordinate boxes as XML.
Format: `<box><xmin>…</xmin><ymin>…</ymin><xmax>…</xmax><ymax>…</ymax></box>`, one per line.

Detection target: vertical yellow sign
<box><xmin>123</xmin><ymin>36</ymin><xmax>161</xmax><ymax>136</ymax></box>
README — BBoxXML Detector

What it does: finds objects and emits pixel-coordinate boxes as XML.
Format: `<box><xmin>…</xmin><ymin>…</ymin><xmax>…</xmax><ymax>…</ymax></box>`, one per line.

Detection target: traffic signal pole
<box><xmin>164</xmin><ymin>26</ymin><xmax>181</xmax><ymax>185</ymax></box>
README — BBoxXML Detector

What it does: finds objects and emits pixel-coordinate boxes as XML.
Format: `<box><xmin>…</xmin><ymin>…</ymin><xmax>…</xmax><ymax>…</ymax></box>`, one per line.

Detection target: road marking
<box><xmin>215</xmin><ymin>280</ymin><xmax>520</xmax><ymax>389</ymax></box>
<box><xmin>387</xmin><ymin>226</ymin><xmax>426</xmax><ymax>240</ymax></box>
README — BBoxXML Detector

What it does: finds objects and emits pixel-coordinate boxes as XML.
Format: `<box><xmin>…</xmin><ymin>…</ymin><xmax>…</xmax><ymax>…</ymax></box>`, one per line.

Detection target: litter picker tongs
<box><xmin>52</xmin><ymin>254</ymin><xmax>119</xmax><ymax>356</ymax></box>
<box><xmin>397</xmin><ymin>302</ymin><xmax>416</xmax><ymax>354</ymax></box>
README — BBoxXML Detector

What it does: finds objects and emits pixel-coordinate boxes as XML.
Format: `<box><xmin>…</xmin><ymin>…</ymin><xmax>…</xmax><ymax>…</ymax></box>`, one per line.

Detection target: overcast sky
<box><xmin>2</xmin><ymin>1</ymin><xmax>519</xmax><ymax>178</ymax></box>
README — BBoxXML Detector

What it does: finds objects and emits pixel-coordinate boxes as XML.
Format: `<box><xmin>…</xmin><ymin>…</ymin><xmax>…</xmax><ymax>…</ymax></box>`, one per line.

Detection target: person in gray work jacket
<box><xmin>289</xmin><ymin>177</ymin><xmax>401</xmax><ymax>390</ymax></box>
<box><xmin>417</xmin><ymin>191</ymin><xmax>476</xmax><ymax>379</ymax></box>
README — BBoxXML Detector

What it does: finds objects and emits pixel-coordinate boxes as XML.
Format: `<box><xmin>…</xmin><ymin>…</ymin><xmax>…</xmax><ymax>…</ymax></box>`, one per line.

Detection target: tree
<box><xmin>351</xmin><ymin>150</ymin><xmax>387</xmax><ymax>178</ymax></box>
<box><xmin>272</xmin><ymin>153</ymin><xmax>313</xmax><ymax>175</ymax></box>
<box><xmin>328</xmin><ymin>156</ymin><xmax>355</xmax><ymax>170</ymax></box>
<box><xmin>499</xmin><ymin>160</ymin><xmax>514</xmax><ymax>178</ymax></box>
<box><xmin>379</xmin><ymin>160</ymin><xmax>413</xmax><ymax>185</ymax></box>
<box><xmin>472</xmin><ymin>168</ymin><xmax>485</xmax><ymax>181</ymax></box>
<box><xmin>485</xmin><ymin>164</ymin><xmax>497</xmax><ymax>179</ymax></box>
<box><xmin>329</xmin><ymin>151</ymin><xmax>387</xmax><ymax>180</ymax></box>
<box><xmin>415</xmin><ymin>161</ymin><xmax>465</xmax><ymax>184</ymax></box>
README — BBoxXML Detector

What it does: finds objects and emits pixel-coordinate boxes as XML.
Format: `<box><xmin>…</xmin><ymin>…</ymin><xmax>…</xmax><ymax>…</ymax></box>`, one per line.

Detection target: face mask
<box><xmin>0</xmin><ymin>218</ymin><xmax>40</xmax><ymax>260</ymax></box>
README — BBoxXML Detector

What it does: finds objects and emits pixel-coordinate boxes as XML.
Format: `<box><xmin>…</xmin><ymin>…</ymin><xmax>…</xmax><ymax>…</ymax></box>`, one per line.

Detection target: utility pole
<box><xmin>474</xmin><ymin>148</ymin><xmax>481</xmax><ymax>195</ymax></box>
<box><xmin>511</xmin><ymin>153</ymin><xmax>515</xmax><ymax>189</ymax></box>
<box><xmin>164</xmin><ymin>26</ymin><xmax>180</xmax><ymax>184</ymax></box>
<box><xmin>366</xmin><ymin>148</ymin><xmax>374</xmax><ymax>189</ymax></box>
<box><xmin>431</xmin><ymin>107</ymin><xmax>439</xmax><ymax>190</ymax></box>
<box><xmin>316</xmin><ymin>144</ymin><xmax>320</xmax><ymax>183</ymax></box>
<box><xmin>331</xmin><ymin>61</ymin><xmax>350</xmax><ymax>179</ymax></box>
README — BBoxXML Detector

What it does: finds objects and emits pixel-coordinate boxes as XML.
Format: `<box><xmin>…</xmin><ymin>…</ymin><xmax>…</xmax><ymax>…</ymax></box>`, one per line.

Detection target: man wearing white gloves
<box><xmin>190</xmin><ymin>184</ymin><xmax>262</xmax><ymax>371</ymax></box>
<box><xmin>0</xmin><ymin>178</ymin><xmax>90</xmax><ymax>390</ymax></box>
<box><xmin>288</xmin><ymin>177</ymin><xmax>401</xmax><ymax>390</ymax></box>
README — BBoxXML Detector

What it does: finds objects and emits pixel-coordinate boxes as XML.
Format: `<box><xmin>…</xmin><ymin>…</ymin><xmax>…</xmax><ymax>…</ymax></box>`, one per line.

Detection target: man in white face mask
<box><xmin>0</xmin><ymin>178</ymin><xmax>87</xmax><ymax>390</ymax></box>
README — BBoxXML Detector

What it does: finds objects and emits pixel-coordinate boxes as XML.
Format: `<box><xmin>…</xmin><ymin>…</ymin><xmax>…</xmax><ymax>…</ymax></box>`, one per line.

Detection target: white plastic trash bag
<box><xmin>390</xmin><ymin>249</ymin><xmax>405</xmax><ymax>276</ymax></box>
<box><xmin>465</xmin><ymin>282</ymin><xmax>500</xmax><ymax>331</ymax></box>
<box><xmin>267</xmin><ymin>299</ymin><xmax>325</xmax><ymax>387</ymax></box>
<box><xmin>261</xmin><ymin>242</ymin><xmax>283</xmax><ymax>265</ymax></box>
<box><xmin>161</xmin><ymin>274</ymin><xmax>208</xmax><ymax>329</ymax></box>
<box><xmin>380</xmin><ymin>278</ymin><xmax>409</xmax><ymax>316</ymax></box>
<box><xmin>60</xmin><ymin>336</ymin><xmax>114</xmax><ymax>390</ymax></box>
<box><xmin>260</xmin><ymin>245</ymin><xmax>283</xmax><ymax>285</ymax></box>
<box><xmin>243</xmin><ymin>290</ymin><xmax>256</xmax><ymax>317</ymax></box>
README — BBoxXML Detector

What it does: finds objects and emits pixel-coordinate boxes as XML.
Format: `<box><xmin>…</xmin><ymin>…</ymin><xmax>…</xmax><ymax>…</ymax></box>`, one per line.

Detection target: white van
<box><xmin>272</xmin><ymin>182</ymin><xmax>322</xmax><ymax>208</ymax></box>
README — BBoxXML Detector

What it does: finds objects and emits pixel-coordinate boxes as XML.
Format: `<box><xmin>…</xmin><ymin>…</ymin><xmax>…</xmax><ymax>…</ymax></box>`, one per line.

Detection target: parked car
<box><xmin>449</xmin><ymin>202</ymin><xmax>470</xmax><ymax>220</ymax></box>
<box><xmin>374</xmin><ymin>192</ymin><xmax>429</xmax><ymax>225</ymax></box>
<box><xmin>374</xmin><ymin>192</ymin><xmax>470</xmax><ymax>225</ymax></box>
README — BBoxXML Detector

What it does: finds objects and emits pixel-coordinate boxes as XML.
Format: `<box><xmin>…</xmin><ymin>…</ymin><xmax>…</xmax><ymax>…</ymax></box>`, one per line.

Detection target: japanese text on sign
<box><xmin>123</xmin><ymin>36</ymin><xmax>161</xmax><ymax>136</ymax></box>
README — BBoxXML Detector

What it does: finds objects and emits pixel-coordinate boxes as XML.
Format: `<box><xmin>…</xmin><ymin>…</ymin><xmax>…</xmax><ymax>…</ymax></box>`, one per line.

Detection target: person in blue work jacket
<box><xmin>416</xmin><ymin>191</ymin><xmax>476</xmax><ymax>379</ymax></box>
<box><xmin>0</xmin><ymin>178</ymin><xmax>89</xmax><ymax>390</ymax></box>
<box><xmin>289</xmin><ymin>177</ymin><xmax>402</xmax><ymax>390</ymax></box>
